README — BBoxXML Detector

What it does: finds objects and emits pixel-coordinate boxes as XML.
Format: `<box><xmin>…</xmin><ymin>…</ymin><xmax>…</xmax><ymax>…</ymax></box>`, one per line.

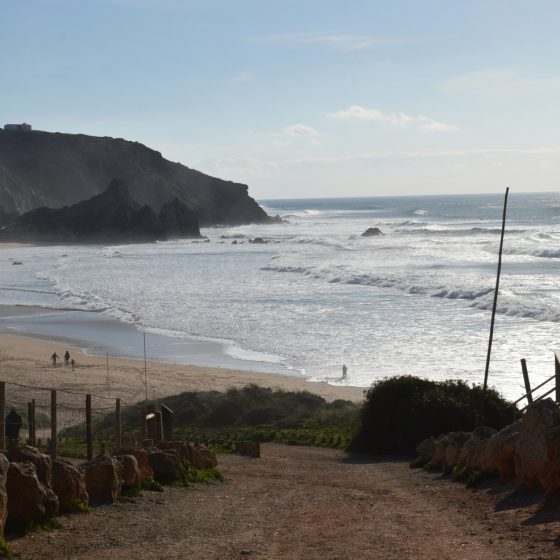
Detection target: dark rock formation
<box><xmin>7</xmin><ymin>462</ymin><xmax>59</xmax><ymax>523</ymax></box>
<box><xmin>0</xmin><ymin>129</ymin><xmax>273</xmax><ymax>226</ymax></box>
<box><xmin>80</xmin><ymin>456</ymin><xmax>122</xmax><ymax>505</ymax></box>
<box><xmin>52</xmin><ymin>459</ymin><xmax>89</xmax><ymax>513</ymax></box>
<box><xmin>1</xmin><ymin>179</ymin><xmax>201</xmax><ymax>243</ymax></box>
<box><xmin>361</xmin><ymin>227</ymin><xmax>384</xmax><ymax>237</ymax></box>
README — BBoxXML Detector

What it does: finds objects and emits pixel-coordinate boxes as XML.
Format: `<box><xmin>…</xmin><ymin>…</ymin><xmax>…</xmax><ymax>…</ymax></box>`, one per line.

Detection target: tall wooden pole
<box><xmin>86</xmin><ymin>394</ymin><xmax>93</xmax><ymax>460</ymax></box>
<box><xmin>143</xmin><ymin>332</ymin><xmax>148</xmax><ymax>402</ymax></box>
<box><xmin>483</xmin><ymin>187</ymin><xmax>509</xmax><ymax>392</ymax></box>
<box><xmin>115</xmin><ymin>398</ymin><xmax>122</xmax><ymax>450</ymax></box>
<box><xmin>0</xmin><ymin>382</ymin><xmax>5</xmax><ymax>452</ymax></box>
<box><xmin>50</xmin><ymin>390</ymin><xmax>57</xmax><ymax>459</ymax></box>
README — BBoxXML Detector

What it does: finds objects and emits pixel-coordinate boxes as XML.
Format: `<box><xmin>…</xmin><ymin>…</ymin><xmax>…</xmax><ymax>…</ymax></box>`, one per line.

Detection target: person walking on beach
<box><xmin>64</xmin><ymin>350</ymin><xmax>70</xmax><ymax>366</ymax></box>
<box><xmin>51</xmin><ymin>352</ymin><xmax>59</xmax><ymax>367</ymax></box>
<box><xmin>342</xmin><ymin>364</ymin><xmax>347</xmax><ymax>379</ymax></box>
<box><xmin>70</xmin><ymin>358</ymin><xmax>76</xmax><ymax>372</ymax></box>
<box><xmin>5</xmin><ymin>407</ymin><xmax>22</xmax><ymax>446</ymax></box>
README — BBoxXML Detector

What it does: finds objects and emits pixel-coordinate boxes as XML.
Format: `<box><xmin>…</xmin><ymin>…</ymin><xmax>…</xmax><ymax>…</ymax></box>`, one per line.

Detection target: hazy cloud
<box><xmin>232</xmin><ymin>71</ymin><xmax>254</xmax><ymax>82</ymax></box>
<box><xmin>281</xmin><ymin>124</ymin><xmax>319</xmax><ymax>137</ymax></box>
<box><xmin>327</xmin><ymin>105</ymin><xmax>457</xmax><ymax>131</ymax></box>
<box><xmin>439</xmin><ymin>67</ymin><xmax>560</xmax><ymax>96</ymax></box>
<box><xmin>251</xmin><ymin>32</ymin><xmax>412</xmax><ymax>52</ymax></box>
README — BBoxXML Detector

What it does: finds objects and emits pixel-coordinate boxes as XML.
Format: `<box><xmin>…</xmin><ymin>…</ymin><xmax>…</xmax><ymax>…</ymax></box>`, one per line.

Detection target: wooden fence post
<box><xmin>115</xmin><ymin>398</ymin><xmax>122</xmax><ymax>450</ymax></box>
<box><xmin>50</xmin><ymin>389</ymin><xmax>57</xmax><ymax>459</ymax></box>
<box><xmin>521</xmin><ymin>359</ymin><xmax>533</xmax><ymax>405</ymax></box>
<box><xmin>555</xmin><ymin>352</ymin><xmax>560</xmax><ymax>403</ymax></box>
<box><xmin>141</xmin><ymin>407</ymin><xmax>147</xmax><ymax>440</ymax></box>
<box><xmin>31</xmin><ymin>399</ymin><xmax>36</xmax><ymax>446</ymax></box>
<box><xmin>86</xmin><ymin>394</ymin><xmax>93</xmax><ymax>461</ymax></box>
<box><xmin>0</xmin><ymin>382</ymin><xmax>5</xmax><ymax>452</ymax></box>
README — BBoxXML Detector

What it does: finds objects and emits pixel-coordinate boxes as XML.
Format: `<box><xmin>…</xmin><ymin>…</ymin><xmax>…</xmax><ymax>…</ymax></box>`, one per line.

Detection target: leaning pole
<box><xmin>483</xmin><ymin>187</ymin><xmax>509</xmax><ymax>393</ymax></box>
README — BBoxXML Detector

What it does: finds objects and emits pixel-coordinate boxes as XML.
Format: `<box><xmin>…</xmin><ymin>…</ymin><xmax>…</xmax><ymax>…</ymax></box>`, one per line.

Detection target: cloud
<box><xmin>232</xmin><ymin>71</ymin><xmax>254</xmax><ymax>82</ymax></box>
<box><xmin>281</xmin><ymin>124</ymin><xmax>319</xmax><ymax>137</ymax></box>
<box><xmin>251</xmin><ymin>32</ymin><xmax>412</xmax><ymax>52</ymax></box>
<box><xmin>439</xmin><ymin>67</ymin><xmax>560</xmax><ymax>96</ymax></box>
<box><xmin>327</xmin><ymin>105</ymin><xmax>457</xmax><ymax>131</ymax></box>
<box><xmin>209</xmin><ymin>146</ymin><xmax>560</xmax><ymax>173</ymax></box>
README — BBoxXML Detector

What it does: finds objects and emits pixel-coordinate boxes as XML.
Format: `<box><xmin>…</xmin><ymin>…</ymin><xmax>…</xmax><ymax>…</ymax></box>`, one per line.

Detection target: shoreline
<box><xmin>0</xmin><ymin>306</ymin><xmax>365</xmax><ymax>405</ymax></box>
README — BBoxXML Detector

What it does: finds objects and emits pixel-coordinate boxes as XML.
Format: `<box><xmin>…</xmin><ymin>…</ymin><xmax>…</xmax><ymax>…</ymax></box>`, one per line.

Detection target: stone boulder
<box><xmin>458</xmin><ymin>426</ymin><xmax>497</xmax><ymax>472</ymax></box>
<box><xmin>514</xmin><ymin>399</ymin><xmax>560</xmax><ymax>492</ymax></box>
<box><xmin>416</xmin><ymin>437</ymin><xmax>437</xmax><ymax>462</ymax></box>
<box><xmin>431</xmin><ymin>432</ymin><xmax>470</xmax><ymax>472</ymax></box>
<box><xmin>190</xmin><ymin>444</ymin><xmax>218</xmax><ymax>469</ymax></box>
<box><xmin>114</xmin><ymin>447</ymin><xmax>154</xmax><ymax>483</ymax></box>
<box><xmin>52</xmin><ymin>459</ymin><xmax>89</xmax><ymax>513</ymax></box>
<box><xmin>148</xmin><ymin>449</ymin><xmax>186</xmax><ymax>483</ymax></box>
<box><xmin>81</xmin><ymin>456</ymin><xmax>122</xmax><ymax>505</ymax></box>
<box><xmin>156</xmin><ymin>441</ymin><xmax>218</xmax><ymax>470</ymax></box>
<box><xmin>114</xmin><ymin>455</ymin><xmax>141</xmax><ymax>490</ymax></box>
<box><xmin>361</xmin><ymin>227</ymin><xmax>383</xmax><ymax>237</ymax></box>
<box><xmin>6</xmin><ymin>446</ymin><xmax>52</xmax><ymax>488</ymax></box>
<box><xmin>7</xmin><ymin>462</ymin><xmax>59</xmax><ymax>523</ymax></box>
<box><xmin>485</xmin><ymin>420</ymin><xmax>521</xmax><ymax>479</ymax></box>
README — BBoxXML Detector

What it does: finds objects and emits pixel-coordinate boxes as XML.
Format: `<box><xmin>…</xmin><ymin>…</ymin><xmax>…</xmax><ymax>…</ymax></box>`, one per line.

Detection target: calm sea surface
<box><xmin>1</xmin><ymin>192</ymin><xmax>559</xmax><ymax>400</ymax></box>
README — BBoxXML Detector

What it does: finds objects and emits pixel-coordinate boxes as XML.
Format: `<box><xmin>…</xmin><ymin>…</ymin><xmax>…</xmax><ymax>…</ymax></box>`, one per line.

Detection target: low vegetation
<box><xmin>349</xmin><ymin>375</ymin><xmax>517</xmax><ymax>455</ymax></box>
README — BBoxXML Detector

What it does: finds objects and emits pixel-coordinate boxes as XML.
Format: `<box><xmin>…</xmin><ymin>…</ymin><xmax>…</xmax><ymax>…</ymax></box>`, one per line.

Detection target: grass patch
<box><xmin>188</xmin><ymin>467</ymin><xmax>223</xmax><ymax>484</ymax></box>
<box><xmin>409</xmin><ymin>456</ymin><xmax>430</xmax><ymax>469</ymax></box>
<box><xmin>142</xmin><ymin>479</ymin><xmax>163</xmax><ymax>492</ymax></box>
<box><xmin>118</xmin><ymin>487</ymin><xmax>144</xmax><ymax>503</ymax></box>
<box><xmin>0</xmin><ymin>537</ymin><xmax>12</xmax><ymax>558</ymax></box>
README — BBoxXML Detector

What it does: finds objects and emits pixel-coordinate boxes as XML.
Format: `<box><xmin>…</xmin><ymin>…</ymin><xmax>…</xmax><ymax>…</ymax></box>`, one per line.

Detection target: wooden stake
<box><xmin>521</xmin><ymin>359</ymin><xmax>532</xmax><ymax>405</ymax></box>
<box><xmin>86</xmin><ymin>394</ymin><xmax>93</xmax><ymax>460</ymax></box>
<box><xmin>115</xmin><ymin>398</ymin><xmax>122</xmax><ymax>449</ymax></box>
<box><xmin>483</xmin><ymin>187</ymin><xmax>509</xmax><ymax>392</ymax></box>
<box><xmin>50</xmin><ymin>390</ymin><xmax>57</xmax><ymax>459</ymax></box>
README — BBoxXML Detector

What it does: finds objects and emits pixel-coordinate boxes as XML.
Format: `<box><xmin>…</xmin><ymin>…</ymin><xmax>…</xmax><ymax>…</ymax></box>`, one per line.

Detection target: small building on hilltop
<box><xmin>4</xmin><ymin>123</ymin><xmax>32</xmax><ymax>132</ymax></box>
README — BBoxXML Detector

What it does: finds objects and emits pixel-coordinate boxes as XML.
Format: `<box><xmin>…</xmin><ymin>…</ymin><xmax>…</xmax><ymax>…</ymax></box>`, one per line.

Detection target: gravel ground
<box><xmin>10</xmin><ymin>443</ymin><xmax>560</xmax><ymax>559</ymax></box>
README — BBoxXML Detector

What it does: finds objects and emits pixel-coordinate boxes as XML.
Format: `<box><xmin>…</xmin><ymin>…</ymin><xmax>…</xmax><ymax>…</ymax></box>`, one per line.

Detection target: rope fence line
<box><xmin>0</xmin><ymin>379</ymin><xmax>141</xmax><ymax>461</ymax></box>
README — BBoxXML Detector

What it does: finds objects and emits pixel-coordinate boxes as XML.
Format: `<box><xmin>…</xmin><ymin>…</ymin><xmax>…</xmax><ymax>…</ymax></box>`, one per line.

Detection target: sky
<box><xmin>2</xmin><ymin>0</ymin><xmax>560</xmax><ymax>199</ymax></box>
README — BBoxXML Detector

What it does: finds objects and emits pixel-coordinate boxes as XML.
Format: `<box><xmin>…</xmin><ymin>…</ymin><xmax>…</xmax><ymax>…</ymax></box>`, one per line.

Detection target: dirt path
<box><xmin>11</xmin><ymin>444</ymin><xmax>560</xmax><ymax>559</ymax></box>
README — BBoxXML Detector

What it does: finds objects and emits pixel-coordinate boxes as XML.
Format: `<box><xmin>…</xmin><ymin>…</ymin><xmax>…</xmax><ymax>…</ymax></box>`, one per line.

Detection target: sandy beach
<box><xmin>0</xmin><ymin>331</ymin><xmax>364</xmax><ymax>407</ymax></box>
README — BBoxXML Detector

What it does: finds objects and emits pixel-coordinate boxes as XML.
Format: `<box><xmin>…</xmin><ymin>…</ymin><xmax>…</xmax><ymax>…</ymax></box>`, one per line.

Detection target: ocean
<box><xmin>1</xmin><ymin>192</ymin><xmax>559</xmax><ymax>401</ymax></box>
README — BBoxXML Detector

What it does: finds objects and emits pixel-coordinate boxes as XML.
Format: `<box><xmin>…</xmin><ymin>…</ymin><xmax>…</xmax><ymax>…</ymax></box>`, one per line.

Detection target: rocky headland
<box><xmin>0</xmin><ymin>128</ymin><xmax>275</xmax><ymax>228</ymax></box>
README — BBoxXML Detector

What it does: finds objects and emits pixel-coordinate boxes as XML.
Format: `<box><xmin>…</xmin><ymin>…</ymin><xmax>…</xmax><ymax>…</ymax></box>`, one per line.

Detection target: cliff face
<box><xmin>0</xmin><ymin>129</ymin><xmax>270</xmax><ymax>226</ymax></box>
<box><xmin>2</xmin><ymin>179</ymin><xmax>201</xmax><ymax>243</ymax></box>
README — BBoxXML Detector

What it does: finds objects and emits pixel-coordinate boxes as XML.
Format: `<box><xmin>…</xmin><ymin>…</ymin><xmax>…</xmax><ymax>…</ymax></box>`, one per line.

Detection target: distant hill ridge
<box><xmin>0</xmin><ymin>129</ymin><xmax>272</xmax><ymax>226</ymax></box>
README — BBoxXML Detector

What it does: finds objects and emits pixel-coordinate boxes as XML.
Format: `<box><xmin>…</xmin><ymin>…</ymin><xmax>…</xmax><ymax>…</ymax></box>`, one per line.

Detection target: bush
<box><xmin>348</xmin><ymin>376</ymin><xmax>517</xmax><ymax>455</ymax></box>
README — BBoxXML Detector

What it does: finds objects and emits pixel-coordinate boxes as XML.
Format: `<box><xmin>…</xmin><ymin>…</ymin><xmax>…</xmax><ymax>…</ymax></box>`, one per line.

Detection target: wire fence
<box><xmin>0</xmin><ymin>380</ymin><xmax>144</xmax><ymax>460</ymax></box>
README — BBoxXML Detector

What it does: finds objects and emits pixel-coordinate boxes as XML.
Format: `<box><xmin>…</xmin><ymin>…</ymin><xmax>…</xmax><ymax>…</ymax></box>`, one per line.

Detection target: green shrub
<box><xmin>349</xmin><ymin>376</ymin><xmax>517</xmax><ymax>455</ymax></box>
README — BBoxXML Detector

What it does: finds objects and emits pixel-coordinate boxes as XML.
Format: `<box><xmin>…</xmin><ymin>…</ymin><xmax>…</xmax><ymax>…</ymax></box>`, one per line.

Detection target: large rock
<box><xmin>7</xmin><ymin>446</ymin><xmax>52</xmax><ymax>488</ymax></box>
<box><xmin>458</xmin><ymin>426</ymin><xmax>497</xmax><ymax>472</ymax></box>
<box><xmin>416</xmin><ymin>437</ymin><xmax>437</xmax><ymax>462</ymax></box>
<box><xmin>148</xmin><ymin>449</ymin><xmax>186</xmax><ymax>483</ymax></box>
<box><xmin>114</xmin><ymin>447</ymin><xmax>154</xmax><ymax>483</ymax></box>
<box><xmin>7</xmin><ymin>462</ymin><xmax>59</xmax><ymax>523</ymax></box>
<box><xmin>52</xmin><ymin>459</ymin><xmax>89</xmax><ymax>513</ymax></box>
<box><xmin>485</xmin><ymin>420</ymin><xmax>521</xmax><ymax>479</ymax></box>
<box><xmin>514</xmin><ymin>399</ymin><xmax>560</xmax><ymax>492</ymax></box>
<box><xmin>361</xmin><ymin>227</ymin><xmax>383</xmax><ymax>237</ymax></box>
<box><xmin>431</xmin><ymin>432</ymin><xmax>470</xmax><ymax>472</ymax></box>
<box><xmin>156</xmin><ymin>441</ymin><xmax>217</xmax><ymax>470</ymax></box>
<box><xmin>114</xmin><ymin>455</ymin><xmax>141</xmax><ymax>490</ymax></box>
<box><xmin>81</xmin><ymin>456</ymin><xmax>122</xmax><ymax>505</ymax></box>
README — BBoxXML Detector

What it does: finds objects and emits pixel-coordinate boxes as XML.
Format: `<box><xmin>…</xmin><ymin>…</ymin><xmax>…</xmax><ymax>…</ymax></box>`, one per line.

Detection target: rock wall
<box><xmin>416</xmin><ymin>399</ymin><xmax>560</xmax><ymax>494</ymax></box>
